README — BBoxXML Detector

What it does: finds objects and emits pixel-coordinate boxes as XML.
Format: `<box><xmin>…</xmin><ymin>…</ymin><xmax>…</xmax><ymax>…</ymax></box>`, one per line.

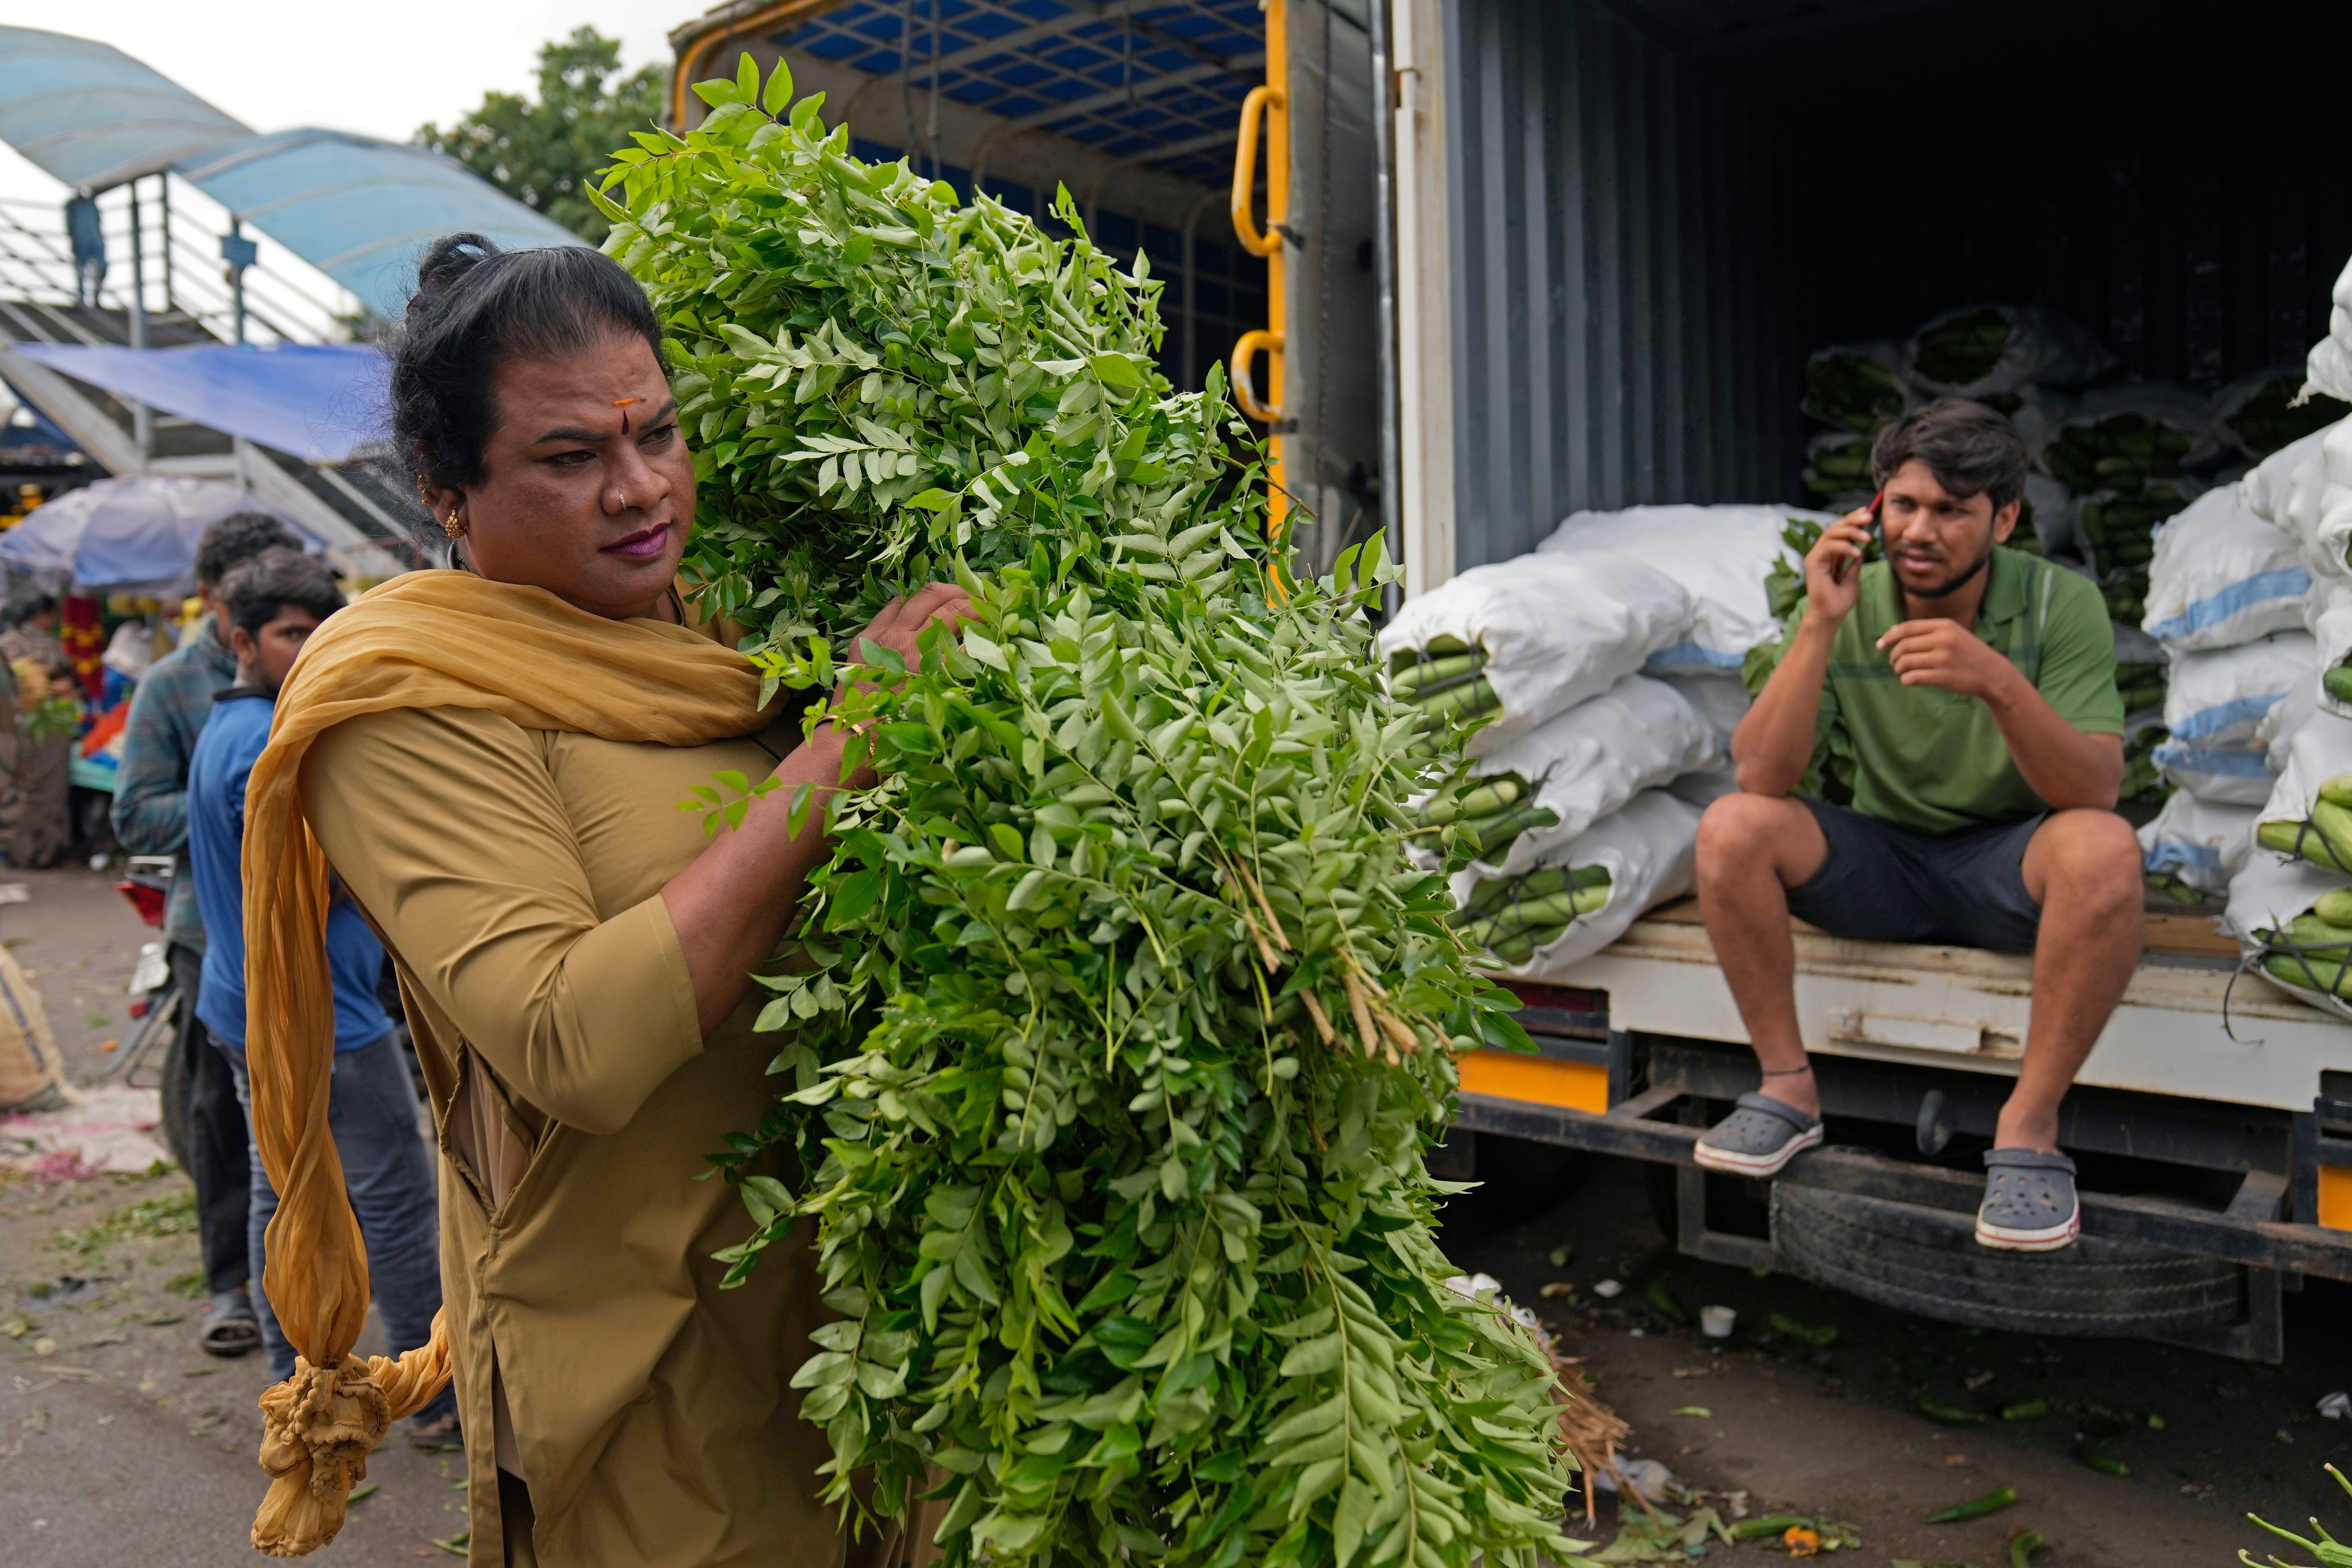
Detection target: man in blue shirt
<box><xmin>186</xmin><ymin>549</ymin><xmax>452</xmax><ymax>1433</ymax></box>
<box><xmin>111</xmin><ymin>512</ymin><xmax>303</xmax><ymax>1358</ymax></box>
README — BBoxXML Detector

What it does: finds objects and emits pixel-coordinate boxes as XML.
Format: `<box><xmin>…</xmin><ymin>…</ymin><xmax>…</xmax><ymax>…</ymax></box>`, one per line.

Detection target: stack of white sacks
<box><xmin>2221</xmin><ymin>249</ymin><xmax>2352</xmax><ymax>1010</ymax></box>
<box><xmin>2136</xmin><ymin>486</ymin><xmax>2315</xmax><ymax>894</ymax></box>
<box><xmin>1378</xmin><ymin>505</ymin><xmax>1832</xmax><ymax>978</ymax></box>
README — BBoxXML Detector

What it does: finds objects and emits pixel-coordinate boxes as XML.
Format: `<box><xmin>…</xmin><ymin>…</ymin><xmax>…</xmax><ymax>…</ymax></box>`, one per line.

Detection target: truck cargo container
<box><xmin>671</xmin><ymin>0</ymin><xmax>2352</xmax><ymax>1358</ymax></box>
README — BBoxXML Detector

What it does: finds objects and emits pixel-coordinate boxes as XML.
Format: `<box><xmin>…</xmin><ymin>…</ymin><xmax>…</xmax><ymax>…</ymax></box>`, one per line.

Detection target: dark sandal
<box><xmin>409</xmin><ymin>1409</ymin><xmax>464</xmax><ymax>1451</ymax></box>
<box><xmin>1977</xmin><ymin>1147</ymin><xmax>2081</xmax><ymax>1252</ymax></box>
<box><xmin>1692</xmin><ymin>1091</ymin><xmax>1824</xmax><ymax>1178</ymax></box>
<box><xmin>200</xmin><ymin>1288</ymin><xmax>260</xmax><ymax>1358</ymax></box>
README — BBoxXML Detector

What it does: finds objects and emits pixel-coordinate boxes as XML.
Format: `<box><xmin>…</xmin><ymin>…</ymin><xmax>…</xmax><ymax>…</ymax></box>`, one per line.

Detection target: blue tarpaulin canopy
<box><xmin>174</xmin><ymin>131</ymin><xmax>587</xmax><ymax>320</ymax></box>
<box><xmin>10</xmin><ymin>341</ymin><xmax>387</xmax><ymax>461</ymax></box>
<box><xmin>0</xmin><ymin>25</ymin><xmax>249</xmax><ymax>191</ymax></box>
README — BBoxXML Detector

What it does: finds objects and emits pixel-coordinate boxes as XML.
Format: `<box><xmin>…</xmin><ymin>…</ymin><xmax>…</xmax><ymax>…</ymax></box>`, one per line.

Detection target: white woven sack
<box><xmin>2137</xmin><ymin>790</ymin><xmax>2257</xmax><ymax>897</ymax></box>
<box><xmin>2306</xmin><ymin>419</ymin><xmax>2352</xmax><ymax>579</ymax></box>
<box><xmin>1674</xmin><ymin>673</ymin><xmax>1752</xmax><ymax>748</ymax></box>
<box><xmin>2239</xmin><ymin>424</ymin><xmax>2320</xmax><ymax>524</ymax></box>
<box><xmin>2140</xmin><ymin>487</ymin><xmax>2312</xmax><ymax>651</ymax></box>
<box><xmin>2162</xmin><ymin>633</ymin><xmax>2314</xmax><ymax>749</ymax></box>
<box><xmin>2305</xmin><ymin>580</ymin><xmax>2352</xmax><ymax>724</ymax></box>
<box><xmin>1458</xmin><ymin>789</ymin><xmax>1704</xmax><ymax>981</ymax></box>
<box><xmin>2257</xmin><ymin>704</ymin><xmax>2352</xmax><ymax>829</ymax></box>
<box><xmin>2225</xmin><ymin>854</ymin><xmax>2352</xmax><ymax>1022</ymax></box>
<box><xmin>1902</xmin><ymin>305</ymin><xmax>2118</xmax><ymax>399</ymax></box>
<box><xmin>2261</xmin><ymin>667</ymin><xmax>2317</xmax><ymax>773</ymax></box>
<box><xmin>2239</xmin><ymin>422</ymin><xmax>2347</xmax><ymax>579</ymax></box>
<box><xmin>2024</xmin><ymin>474</ymin><xmax>2077</xmax><ymax>556</ymax></box>
<box><xmin>2307</xmin><ymin>337</ymin><xmax>2352</xmax><ymax>408</ymax></box>
<box><xmin>2304</xmin><ymin>255</ymin><xmax>2352</xmax><ymax>404</ymax></box>
<box><xmin>1382</xmin><ymin>553</ymin><xmax>1695</xmax><ymax>755</ymax></box>
<box><xmin>1533</xmin><ymin>504</ymin><xmax>1834</xmax><ymax>677</ymax></box>
<box><xmin>1429</xmin><ymin>675</ymin><xmax>1722</xmax><ymax>881</ymax></box>
<box><xmin>2153</xmin><ymin>738</ymin><xmax>2276</xmax><ymax>806</ymax></box>
<box><xmin>2007</xmin><ymin>385</ymin><xmax>2078</xmax><ymax>462</ymax></box>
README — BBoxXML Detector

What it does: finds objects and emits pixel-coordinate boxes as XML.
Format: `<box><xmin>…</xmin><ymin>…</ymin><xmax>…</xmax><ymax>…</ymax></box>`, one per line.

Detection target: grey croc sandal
<box><xmin>1978</xmin><ymin>1148</ymin><xmax>2081</xmax><ymax>1252</ymax></box>
<box><xmin>1692</xmin><ymin>1092</ymin><xmax>1824</xmax><ymax>1178</ymax></box>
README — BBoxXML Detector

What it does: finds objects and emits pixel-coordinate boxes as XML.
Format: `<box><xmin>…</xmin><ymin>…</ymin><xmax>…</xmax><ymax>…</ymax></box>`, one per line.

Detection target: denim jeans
<box><xmin>224</xmin><ymin>1032</ymin><xmax>454</xmax><ymax>1421</ymax></box>
<box><xmin>166</xmin><ymin>941</ymin><xmax>250</xmax><ymax>1296</ymax></box>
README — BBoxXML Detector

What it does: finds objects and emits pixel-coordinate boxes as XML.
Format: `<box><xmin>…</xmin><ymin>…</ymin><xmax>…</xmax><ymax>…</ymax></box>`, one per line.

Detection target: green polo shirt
<box><xmin>1745</xmin><ymin>546</ymin><xmax>2124</xmax><ymax>835</ymax></box>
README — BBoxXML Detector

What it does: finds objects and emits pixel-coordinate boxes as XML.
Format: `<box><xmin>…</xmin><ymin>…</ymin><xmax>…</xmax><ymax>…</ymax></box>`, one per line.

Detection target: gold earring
<box><xmin>442</xmin><ymin>510</ymin><xmax>466</xmax><ymax>539</ymax></box>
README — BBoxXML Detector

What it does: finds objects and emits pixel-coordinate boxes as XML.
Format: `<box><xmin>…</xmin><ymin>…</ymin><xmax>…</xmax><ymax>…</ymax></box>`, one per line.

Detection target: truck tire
<box><xmin>1770</xmin><ymin>1176</ymin><xmax>2243</xmax><ymax>1338</ymax></box>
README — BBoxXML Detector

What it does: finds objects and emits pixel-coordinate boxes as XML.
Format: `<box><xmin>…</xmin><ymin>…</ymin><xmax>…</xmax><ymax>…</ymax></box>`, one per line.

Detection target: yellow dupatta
<box><xmin>239</xmin><ymin>570</ymin><xmax>771</xmax><ymax>1556</ymax></box>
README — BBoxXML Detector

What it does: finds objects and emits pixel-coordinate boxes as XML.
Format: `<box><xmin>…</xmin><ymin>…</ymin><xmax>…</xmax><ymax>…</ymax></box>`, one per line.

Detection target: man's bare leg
<box><xmin>1694</xmin><ymin>793</ymin><xmax>1833</xmax><ymax>1116</ymax></box>
<box><xmin>2002</xmin><ymin>808</ymin><xmax>2144</xmax><ymax>1152</ymax></box>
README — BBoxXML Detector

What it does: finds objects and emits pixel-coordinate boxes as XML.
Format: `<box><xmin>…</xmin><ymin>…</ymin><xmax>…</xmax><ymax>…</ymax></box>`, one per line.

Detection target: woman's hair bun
<box><xmin>409</xmin><ymin>234</ymin><xmax>500</xmax><ymax>312</ymax></box>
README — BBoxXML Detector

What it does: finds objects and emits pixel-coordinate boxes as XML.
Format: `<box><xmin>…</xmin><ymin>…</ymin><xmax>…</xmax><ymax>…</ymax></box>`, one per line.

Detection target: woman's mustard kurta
<box><xmin>301</xmin><ymin>638</ymin><xmax>890</xmax><ymax>1567</ymax></box>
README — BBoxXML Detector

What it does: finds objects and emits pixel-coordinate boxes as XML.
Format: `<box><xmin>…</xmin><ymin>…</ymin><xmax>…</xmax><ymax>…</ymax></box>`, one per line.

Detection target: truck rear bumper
<box><xmin>1449</xmin><ymin>949</ymin><xmax>2352</xmax><ymax>1363</ymax></box>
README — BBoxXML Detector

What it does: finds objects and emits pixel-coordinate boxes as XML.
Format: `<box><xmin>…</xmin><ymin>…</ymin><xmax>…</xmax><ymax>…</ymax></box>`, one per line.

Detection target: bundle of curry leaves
<box><xmin>595</xmin><ymin>56</ymin><xmax>1576</xmax><ymax>1568</ymax></box>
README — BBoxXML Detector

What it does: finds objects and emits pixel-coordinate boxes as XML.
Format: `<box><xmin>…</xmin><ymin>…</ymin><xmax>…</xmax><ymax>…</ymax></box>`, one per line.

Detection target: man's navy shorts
<box><xmin>1785</xmin><ymin>797</ymin><xmax>2046</xmax><ymax>953</ymax></box>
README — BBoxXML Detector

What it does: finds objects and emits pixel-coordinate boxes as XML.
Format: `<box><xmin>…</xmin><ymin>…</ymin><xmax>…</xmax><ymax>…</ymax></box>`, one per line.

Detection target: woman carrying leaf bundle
<box><xmin>235</xmin><ymin>235</ymin><xmax>966</xmax><ymax>1564</ymax></box>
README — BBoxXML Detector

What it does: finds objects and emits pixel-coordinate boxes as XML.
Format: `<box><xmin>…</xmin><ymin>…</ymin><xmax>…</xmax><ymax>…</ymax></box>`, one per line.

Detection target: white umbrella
<box><xmin>0</xmin><ymin>475</ymin><xmax>314</xmax><ymax>592</ymax></box>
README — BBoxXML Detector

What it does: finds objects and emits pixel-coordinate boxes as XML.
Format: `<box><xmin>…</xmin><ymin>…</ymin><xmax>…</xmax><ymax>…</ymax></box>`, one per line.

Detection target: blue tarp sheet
<box><xmin>174</xmin><ymin>130</ymin><xmax>586</xmax><ymax>320</ymax></box>
<box><xmin>12</xmin><ymin>341</ymin><xmax>387</xmax><ymax>461</ymax></box>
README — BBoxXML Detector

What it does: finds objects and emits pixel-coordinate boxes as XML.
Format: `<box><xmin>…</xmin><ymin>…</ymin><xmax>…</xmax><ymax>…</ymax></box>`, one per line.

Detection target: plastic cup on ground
<box><xmin>1700</xmin><ymin>1304</ymin><xmax>1736</xmax><ymax>1338</ymax></box>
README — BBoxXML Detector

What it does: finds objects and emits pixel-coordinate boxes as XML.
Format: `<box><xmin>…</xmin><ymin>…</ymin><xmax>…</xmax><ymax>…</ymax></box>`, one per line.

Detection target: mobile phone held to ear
<box><xmin>1831</xmin><ymin>490</ymin><xmax>1884</xmax><ymax>586</ymax></box>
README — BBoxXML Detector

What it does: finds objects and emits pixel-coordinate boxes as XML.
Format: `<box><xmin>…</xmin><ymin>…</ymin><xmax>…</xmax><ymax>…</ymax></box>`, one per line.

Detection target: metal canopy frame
<box><xmin>772</xmin><ymin>0</ymin><xmax>1265</xmax><ymax>184</ymax></box>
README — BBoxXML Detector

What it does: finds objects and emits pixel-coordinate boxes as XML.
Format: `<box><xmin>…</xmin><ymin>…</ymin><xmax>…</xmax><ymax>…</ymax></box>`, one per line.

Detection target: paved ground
<box><xmin>1</xmin><ymin>865</ymin><xmax>468</xmax><ymax>1565</ymax></box>
<box><xmin>1448</xmin><ymin>1147</ymin><xmax>2352</xmax><ymax>1568</ymax></box>
<box><xmin>4</xmin><ymin>861</ymin><xmax>2349</xmax><ymax>1566</ymax></box>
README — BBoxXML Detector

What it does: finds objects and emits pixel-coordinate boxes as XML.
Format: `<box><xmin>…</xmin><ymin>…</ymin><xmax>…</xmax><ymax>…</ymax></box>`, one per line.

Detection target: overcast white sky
<box><xmin>0</xmin><ymin>2</ymin><xmax>688</xmax><ymax>206</ymax></box>
<box><xmin>0</xmin><ymin>3</ymin><xmax>700</xmax><ymax>349</ymax></box>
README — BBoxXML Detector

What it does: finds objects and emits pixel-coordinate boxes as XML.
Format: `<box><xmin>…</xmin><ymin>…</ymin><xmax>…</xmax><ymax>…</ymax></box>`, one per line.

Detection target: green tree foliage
<box><xmin>415</xmin><ymin>26</ymin><xmax>662</xmax><ymax>241</ymax></box>
<box><xmin>593</xmin><ymin>53</ymin><xmax>1580</xmax><ymax>1568</ymax></box>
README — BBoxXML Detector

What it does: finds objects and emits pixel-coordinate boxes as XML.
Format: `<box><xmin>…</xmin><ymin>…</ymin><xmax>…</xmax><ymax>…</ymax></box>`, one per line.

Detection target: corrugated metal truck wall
<box><xmin>1443</xmin><ymin>0</ymin><xmax>1808</xmax><ymax>573</ymax></box>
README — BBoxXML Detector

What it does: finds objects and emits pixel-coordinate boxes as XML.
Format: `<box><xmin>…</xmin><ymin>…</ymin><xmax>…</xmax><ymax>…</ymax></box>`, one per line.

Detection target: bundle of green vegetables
<box><xmin>2037</xmin><ymin>416</ymin><xmax>2196</xmax><ymax>494</ymax></box>
<box><xmin>1909</xmin><ymin>308</ymin><xmax>2023</xmax><ymax>388</ymax></box>
<box><xmin>1388</xmin><ymin>639</ymin><xmax>1501</xmax><ymax>755</ymax></box>
<box><xmin>2100</xmin><ymin>578</ymin><xmax>2148</xmax><ymax>627</ymax></box>
<box><xmin>2074</xmin><ymin>483</ymin><xmax>2197</xmax><ymax>574</ymax></box>
<box><xmin>2219</xmin><ymin>376</ymin><xmax>2350</xmax><ymax>461</ymax></box>
<box><xmin>2114</xmin><ymin>659</ymin><xmax>2167</xmax><ymax>713</ymax></box>
<box><xmin>2120</xmin><ymin>725</ymin><xmax>2167</xmax><ymax>802</ymax></box>
<box><xmin>1799</xmin><ymin>346</ymin><xmax>1908</xmax><ymax>433</ymax></box>
<box><xmin>1800</xmin><ymin>432</ymin><xmax>1873</xmax><ymax>506</ymax></box>
<box><xmin>598</xmin><ymin>58</ymin><xmax>1575</xmax><ymax>1568</ymax></box>
<box><xmin>1445</xmin><ymin>867</ymin><xmax>1612</xmax><ymax>967</ymax></box>
<box><xmin>2258</xmin><ymin>777</ymin><xmax>2352</xmax><ymax>875</ymax></box>
<box><xmin>2249</xmin><ymin>888</ymin><xmax>2352</xmax><ymax>998</ymax></box>
<box><xmin>1409</xmin><ymin>772</ymin><xmax>1559</xmax><ymax>865</ymax></box>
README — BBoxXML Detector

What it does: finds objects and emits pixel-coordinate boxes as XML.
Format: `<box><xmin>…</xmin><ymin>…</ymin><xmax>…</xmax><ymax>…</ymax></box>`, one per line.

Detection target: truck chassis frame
<box><xmin>1449</xmin><ymin>914</ymin><xmax>2352</xmax><ymax>1364</ymax></box>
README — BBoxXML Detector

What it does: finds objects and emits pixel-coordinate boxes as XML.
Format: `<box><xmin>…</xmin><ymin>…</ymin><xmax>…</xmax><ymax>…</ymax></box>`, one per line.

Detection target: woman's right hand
<box><xmin>849</xmin><ymin>581</ymin><xmax>976</xmax><ymax>671</ymax></box>
<box><xmin>665</xmin><ymin>578</ymin><xmax>980</xmax><ymax>1036</ymax></box>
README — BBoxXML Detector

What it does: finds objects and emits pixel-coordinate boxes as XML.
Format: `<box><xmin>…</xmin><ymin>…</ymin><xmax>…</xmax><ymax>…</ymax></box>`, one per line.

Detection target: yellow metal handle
<box><xmin>1230</xmin><ymin>85</ymin><xmax>1287</xmax><ymax>260</ymax></box>
<box><xmin>1230</xmin><ymin>329</ymin><xmax>1285</xmax><ymax>422</ymax></box>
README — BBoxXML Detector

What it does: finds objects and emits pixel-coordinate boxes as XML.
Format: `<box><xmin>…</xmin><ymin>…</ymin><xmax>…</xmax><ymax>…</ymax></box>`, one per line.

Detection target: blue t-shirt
<box><xmin>187</xmin><ymin>688</ymin><xmax>391</xmax><ymax>1052</ymax></box>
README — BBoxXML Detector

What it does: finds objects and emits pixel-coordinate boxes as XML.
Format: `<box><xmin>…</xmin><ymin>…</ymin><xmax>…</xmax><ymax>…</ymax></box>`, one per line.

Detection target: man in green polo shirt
<box><xmin>1689</xmin><ymin>399</ymin><xmax>2142</xmax><ymax>1253</ymax></box>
